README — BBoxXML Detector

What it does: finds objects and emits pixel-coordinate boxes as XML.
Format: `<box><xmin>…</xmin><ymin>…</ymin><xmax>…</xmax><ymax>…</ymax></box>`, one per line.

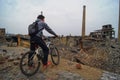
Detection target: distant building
<box><xmin>0</xmin><ymin>28</ymin><xmax>6</xmax><ymax>42</ymax></box>
<box><xmin>89</xmin><ymin>24</ymin><xmax>115</xmax><ymax>40</ymax></box>
<box><xmin>0</xmin><ymin>28</ymin><xmax>5</xmax><ymax>36</ymax></box>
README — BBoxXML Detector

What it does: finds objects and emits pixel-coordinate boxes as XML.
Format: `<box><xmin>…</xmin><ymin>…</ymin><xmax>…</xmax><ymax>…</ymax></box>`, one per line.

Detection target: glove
<box><xmin>55</xmin><ymin>34</ymin><xmax>58</xmax><ymax>37</ymax></box>
<box><xmin>52</xmin><ymin>34</ymin><xmax>58</xmax><ymax>38</ymax></box>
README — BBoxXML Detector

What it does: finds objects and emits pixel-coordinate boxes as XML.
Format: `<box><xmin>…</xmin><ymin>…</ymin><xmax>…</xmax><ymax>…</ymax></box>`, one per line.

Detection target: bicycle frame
<box><xmin>34</xmin><ymin>38</ymin><xmax>52</xmax><ymax>58</ymax></box>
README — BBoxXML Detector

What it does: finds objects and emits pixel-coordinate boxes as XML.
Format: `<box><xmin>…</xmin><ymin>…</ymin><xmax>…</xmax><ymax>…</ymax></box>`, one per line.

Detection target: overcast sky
<box><xmin>0</xmin><ymin>0</ymin><xmax>119</xmax><ymax>37</ymax></box>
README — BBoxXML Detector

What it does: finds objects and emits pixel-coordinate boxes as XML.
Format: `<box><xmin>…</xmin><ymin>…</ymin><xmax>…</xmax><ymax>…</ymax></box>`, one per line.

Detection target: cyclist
<box><xmin>28</xmin><ymin>14</ymin><xmax>58</xmax><ymax>69</ymax></box>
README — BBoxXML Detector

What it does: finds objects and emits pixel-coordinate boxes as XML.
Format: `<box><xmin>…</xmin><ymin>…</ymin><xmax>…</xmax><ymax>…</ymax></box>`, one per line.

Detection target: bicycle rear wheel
<box><xmin>50</xmin><ymin>47</ymin><xmax>60</xmax><ymax>65</ymax></box>
<box><xmin>20</xmin><ymin>51</ymin><xmax>40</xmax><ymax>76</ymax></box>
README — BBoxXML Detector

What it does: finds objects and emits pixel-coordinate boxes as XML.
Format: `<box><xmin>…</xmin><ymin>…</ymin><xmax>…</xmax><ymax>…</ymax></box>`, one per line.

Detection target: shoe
<box><xmin>42</xmin><ymin>61</ymin><xmax>51</xmax><ymax>71</ymax></box>
<box><xmin>47</xmin><ymin>61</ymin><xmax>51</xmax><ymax>65</ymax></box>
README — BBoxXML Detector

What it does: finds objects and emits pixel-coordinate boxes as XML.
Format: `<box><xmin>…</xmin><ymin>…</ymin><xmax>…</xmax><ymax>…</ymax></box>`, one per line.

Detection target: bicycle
<box><xmin>20</xmin><ymin>37</ymin><xmax>60</xmax><ymax>76</ymax></box>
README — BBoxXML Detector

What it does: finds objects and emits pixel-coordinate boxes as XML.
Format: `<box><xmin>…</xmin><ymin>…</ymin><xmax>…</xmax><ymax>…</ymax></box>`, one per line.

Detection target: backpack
<box><xmin>28</xmin><ymin>21</ymin><xmax>38</xmax><ymax>36</ymax></box>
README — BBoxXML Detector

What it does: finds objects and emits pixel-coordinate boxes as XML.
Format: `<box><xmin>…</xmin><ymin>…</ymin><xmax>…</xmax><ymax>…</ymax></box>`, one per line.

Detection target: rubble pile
<box><xmin>100</xmin><ymin>41</ymin><xmax>120</xmax><ymax>74</ymax></box>
<box><xmin>0</xmin><ymin>42</ymin><xmax>120</xmax><ymax>80</ymax></box>
<box><xmin>88</xmin><ymin>41</ymin><xmax>120</xmax><ymax>74</ymax></box>
<box><xmin>65</xmin><ymin>41</ymin><xmax>120</xmax><ymax>75</ymax></box>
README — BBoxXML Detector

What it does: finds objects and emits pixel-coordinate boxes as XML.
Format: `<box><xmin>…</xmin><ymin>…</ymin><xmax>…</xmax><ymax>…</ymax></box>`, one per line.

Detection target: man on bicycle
<box><xmin>29</xmin><ymin>14</ymin><xmax>58</xmax><ymax>69</ymax></box>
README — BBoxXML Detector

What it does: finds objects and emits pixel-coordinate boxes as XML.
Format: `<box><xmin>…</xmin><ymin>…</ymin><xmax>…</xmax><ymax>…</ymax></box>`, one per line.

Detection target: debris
<box><xmin>76</xmin><ymin>63</ymin><xmax>82</xmax><ymax>69</ymax></box>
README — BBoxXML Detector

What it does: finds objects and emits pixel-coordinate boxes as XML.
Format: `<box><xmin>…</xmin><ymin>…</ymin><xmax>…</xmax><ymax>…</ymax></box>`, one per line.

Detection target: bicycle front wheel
<box><xmin>50</xmin><ymin>47</ymin><xmax>60</xmax><ymax>65</ymax></box>
<box><xmin>20</xmin><ymin>51</ymin><xmax>40</xmax><ymax>77</ymax></box>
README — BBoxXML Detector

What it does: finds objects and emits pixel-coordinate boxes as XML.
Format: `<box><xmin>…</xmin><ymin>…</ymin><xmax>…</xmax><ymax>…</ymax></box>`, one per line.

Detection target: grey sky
<box><xmin>0</xmin><ymin>0</ymin><xmax>119</xmax><ymax>37</ymax></box>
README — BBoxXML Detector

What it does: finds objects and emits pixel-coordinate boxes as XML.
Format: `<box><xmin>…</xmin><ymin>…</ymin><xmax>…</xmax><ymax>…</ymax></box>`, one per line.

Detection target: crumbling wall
<box><xmin>0</xmin><ymin>28</ymin><xmax>6</xmax><ymax>42</ymax></box>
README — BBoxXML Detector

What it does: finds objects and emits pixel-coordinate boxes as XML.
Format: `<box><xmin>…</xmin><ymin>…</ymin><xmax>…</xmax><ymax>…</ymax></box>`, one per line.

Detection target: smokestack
<box><xmin>118</xmin><ymin>0</ymin><xmax>120</xmax><ymax>42</ymax></box>
<box><xmin>82</xmin><ymin>5</ymin><xmax>86</xmax><ymax>38</ymax></box>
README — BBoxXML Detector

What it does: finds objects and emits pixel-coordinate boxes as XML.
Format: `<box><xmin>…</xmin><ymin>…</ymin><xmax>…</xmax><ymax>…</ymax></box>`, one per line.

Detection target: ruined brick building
<box><xmin>89</xmin><ymin>24</ymin><xmax>115</xmax><ymax>40</ymax></box>
<box><xmin>0</xmin><ymin>28</ymin><xmax>6</xmax><ymax>42</ymax></box>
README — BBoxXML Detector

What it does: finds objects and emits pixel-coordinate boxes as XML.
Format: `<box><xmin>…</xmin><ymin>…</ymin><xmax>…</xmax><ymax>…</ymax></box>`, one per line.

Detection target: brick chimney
<box><xmin>82</xmin><ymin>5</ymin><xmax>86</xmax><ymax>38</ymax></box>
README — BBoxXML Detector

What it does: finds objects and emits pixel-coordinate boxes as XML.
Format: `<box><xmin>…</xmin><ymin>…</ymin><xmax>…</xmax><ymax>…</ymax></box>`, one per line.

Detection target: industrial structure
<box><xmin>0</xmin><ymin>28</ymin><xmax>6</xmax><ymax>42</ymax></box>
<box><xmin>89</xmin><ymin>24</ymin><xmax>115</xmax><ymax>40</ymax></box>
<box><xmin>82</xmin><ymin>5</ymin><xmax>86</xmax><ymax>38</ymax></box>
<box><xmin>0</xmin><ymin>28</ymin><xmax>5</xmax><ymax>36</ymax></box>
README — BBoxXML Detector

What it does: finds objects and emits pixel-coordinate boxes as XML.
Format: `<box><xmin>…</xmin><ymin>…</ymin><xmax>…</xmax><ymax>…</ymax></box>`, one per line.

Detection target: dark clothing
<box><xmin>29</xmin><ymin>19</ymin><xmax>57</xmax><ymax>65</ymax></box>
<box><xmin>36</xmin><ymin>19</ymin><xmax>57</xmax><ymax>37</ymax></box>
<box><xmin>29</xmin><ymin>36</ymin><xmax>49</xmax><ymax>65</ymax></box>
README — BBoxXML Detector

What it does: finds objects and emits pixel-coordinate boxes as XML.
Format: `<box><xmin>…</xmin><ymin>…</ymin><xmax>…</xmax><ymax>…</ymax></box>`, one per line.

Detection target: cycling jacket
<box><xmin>35</xmin><ymin>19</ymin><xmax>57</xmax><ymax>37</ymax></box>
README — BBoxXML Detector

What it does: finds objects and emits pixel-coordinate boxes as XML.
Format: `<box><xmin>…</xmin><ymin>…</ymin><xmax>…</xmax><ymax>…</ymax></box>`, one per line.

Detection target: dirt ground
<box><xmin>44</xmin><ymin>58</ymin><xmax>103</xmax><ymax>80</ymax></box>
<box><xmin>0</xmin><ymin>46</ymin><xmax>104</xmax><ymax>80</ymax></box>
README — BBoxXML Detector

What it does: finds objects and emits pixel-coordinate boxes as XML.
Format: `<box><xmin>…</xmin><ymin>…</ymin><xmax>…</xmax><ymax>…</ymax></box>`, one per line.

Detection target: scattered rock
<box><xmin>101</xmin><ymin>71</ymin><xmax>120</xmax><ymax>80</ymax></box>
<box><xmin>57</xmin><ymin>71</ymin><xmax>84</xmax><ymax>80</ymax></box>
<box><xmin>0</xmin><ymin>61</ymin><xmax>5</xmax><ymax>64</ymax></box>
<box><xmin>2</xmin><ymin>49</ymin><xmax>7</xmax><ymax>53</ymax></box>
<box><xmin>5</xmin><ymin>55</ymin><xmax>10</xmax><ymax>59</ymax></box>
<box><xmin>20</xmin><ymin>53</ymin><xmax>24</xmax><ymax>55</ymax></box>
<box><xmin>13</xmin><ymin>61</ymin><xmax>19</xmax><ymax>65</ymax></box>
<box><xmin>16</xmin><ymin>56</ymin><xmax>21</xmax><ymax>60</ymax></box>
<box><xmin>111</xmin><ymin>45</ymin><xmax>115</xmax><ymax>48</ymax></box>
<box><xmin>76</xmin><ymin>63</ymin><xmax>82</xmax><ymax>69</ymax></box>
<box><xmin>8</xmin><ymin>58</ymin><xmax>14</xmax><ymax>62</ymax></box>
